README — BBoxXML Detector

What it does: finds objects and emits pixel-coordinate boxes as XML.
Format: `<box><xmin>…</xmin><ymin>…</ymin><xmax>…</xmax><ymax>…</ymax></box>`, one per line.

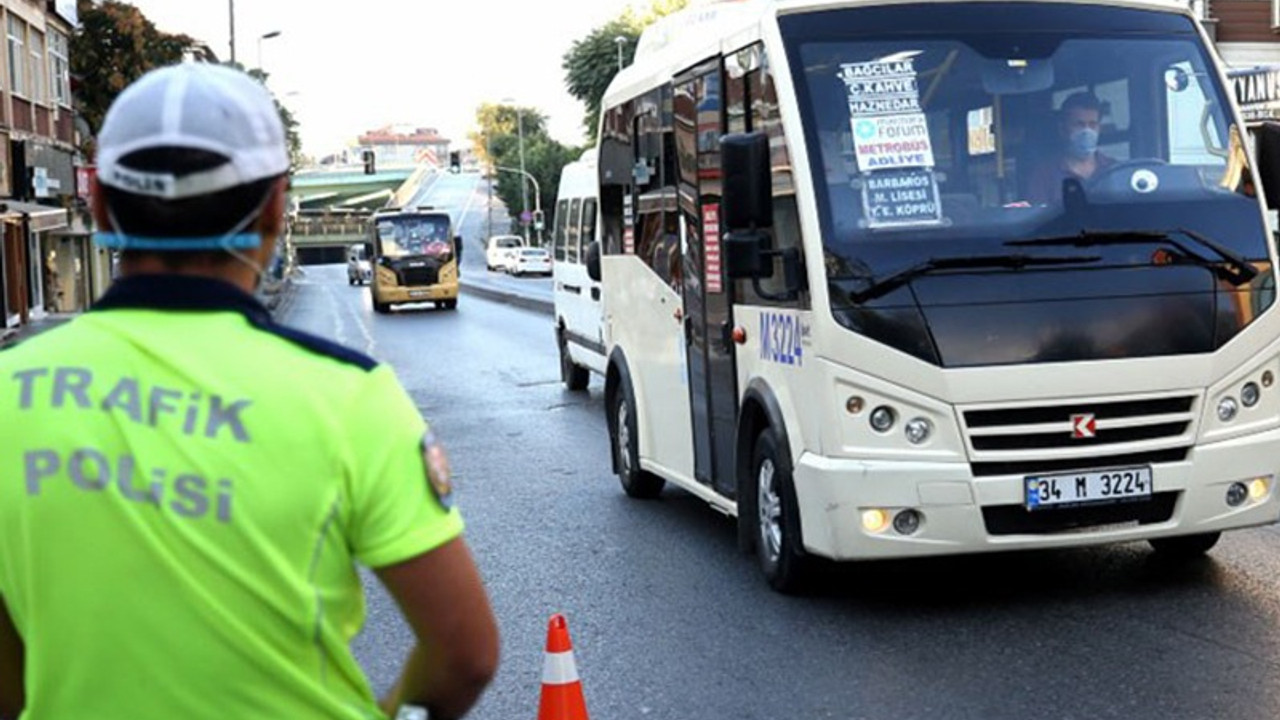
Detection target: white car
<box><xmin>509</xmin><ymin>247</ymin><xmax>552</xmax><ymax>277</ymax></box>
<box><xmin>485</xmin><ymin>235</ymin><xmax>525</xmax><ymax>272</ymax></box>
<box><xmin>346</xmin><ymin>244</ymin><xmax>371</xmax><ymax>285</ymax></box>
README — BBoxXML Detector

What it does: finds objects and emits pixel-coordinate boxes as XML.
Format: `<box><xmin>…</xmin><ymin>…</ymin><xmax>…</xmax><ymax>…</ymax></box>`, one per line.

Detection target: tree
<box><xmin>561</xmin><ymin>0</ymin><xmax>688</xmax><ymax>142</ymax></box>
<box><xmin>71</xmin><ymin>0</ymin><xmax>196</xmax><ymax>156</ymax></box>
<box><xmin>70</xmin><ymin>1</ymin><xmax>302</xmax><ymax>171</ymax></box>
<box><xmin>469</xmin><ymin>103</ymin><xmax>578</xmax><ymax>243</ymax></box>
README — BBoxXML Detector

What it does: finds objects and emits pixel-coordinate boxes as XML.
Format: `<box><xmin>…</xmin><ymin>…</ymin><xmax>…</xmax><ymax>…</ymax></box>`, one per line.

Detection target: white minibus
<box><xmin>588</xmin><ymin>0</ymin><xmax>1280</xmax><ymax>591</ymax></box>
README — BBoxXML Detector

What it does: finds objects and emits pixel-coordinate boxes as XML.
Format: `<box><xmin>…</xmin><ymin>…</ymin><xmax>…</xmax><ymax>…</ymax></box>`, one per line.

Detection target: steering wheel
<box><xmin>1086</xmin><ymin>158</ymin><xmax>1169</xmax><ymax>195</ymax></box>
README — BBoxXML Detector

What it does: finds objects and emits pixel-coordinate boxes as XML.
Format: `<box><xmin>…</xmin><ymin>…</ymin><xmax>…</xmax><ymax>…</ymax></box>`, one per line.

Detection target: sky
<box><xmin>125</xmin><ymin>0</ymin><xmax>644</xmax><ymax>156</ymax></box>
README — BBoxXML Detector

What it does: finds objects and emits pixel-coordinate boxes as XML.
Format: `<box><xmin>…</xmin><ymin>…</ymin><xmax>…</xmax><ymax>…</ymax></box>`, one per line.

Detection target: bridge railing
<box><xmin>288</xmin><ymin>209</ymin><xmax>373</xmax><ymax>244</ymax></box>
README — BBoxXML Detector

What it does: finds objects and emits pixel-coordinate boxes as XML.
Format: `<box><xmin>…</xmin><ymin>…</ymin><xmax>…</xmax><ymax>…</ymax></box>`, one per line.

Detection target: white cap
<box><xmin>96</xmin><ymin>62</ymin><xmax>288</xmax><ymax>200</ymax></box>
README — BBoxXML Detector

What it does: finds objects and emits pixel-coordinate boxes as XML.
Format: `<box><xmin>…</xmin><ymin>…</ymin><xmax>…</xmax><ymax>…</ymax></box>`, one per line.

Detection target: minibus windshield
<box><xmin>782</xmin><ymin>3</ymin><xmax>1267</xmax><ymax>287</ymax></box>
<box><xmin>375</xmin><ymin>215</ymin><xmax>453</xmax><ymax>260</ymax></box>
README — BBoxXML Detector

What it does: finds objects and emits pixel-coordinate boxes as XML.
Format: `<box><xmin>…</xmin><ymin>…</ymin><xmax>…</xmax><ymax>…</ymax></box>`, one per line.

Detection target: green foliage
<box><xmin>470</xmin><ymin>103</ymin><xmax>579</xmax><ymax>242</ymax></box>
<box><xmin>562</xmin><ymin>18</ymin><xmax>640</xmax><ymax>143</ymax></box>
<box><xmin>71</xmin><ymin>0</ymin><xmax>196</xmax><ymax>155</ymax></box>
<box><xmin>561</xmin><ymin>0</ymin><xmax>689</xmax><ymax>142</ymax></box>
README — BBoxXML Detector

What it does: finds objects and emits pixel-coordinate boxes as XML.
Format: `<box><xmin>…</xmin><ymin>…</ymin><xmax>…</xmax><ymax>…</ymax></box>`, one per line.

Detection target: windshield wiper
<box><xmin>1005</xmin><ymin>228</ymin><xmax>1258</xmax><ymax>285</ymax></box>
<box><xmin>847</xmin><ymin>253</ymin><xmax>1101</xmax><ymax>304</ymax></box>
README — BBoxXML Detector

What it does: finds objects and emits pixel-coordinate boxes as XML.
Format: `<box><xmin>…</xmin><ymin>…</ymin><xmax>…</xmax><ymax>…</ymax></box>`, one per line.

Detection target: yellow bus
<box><xmin>368</xmin><ymin>207</ymin><xmax>460</xmax><ymax>313</ymax></box>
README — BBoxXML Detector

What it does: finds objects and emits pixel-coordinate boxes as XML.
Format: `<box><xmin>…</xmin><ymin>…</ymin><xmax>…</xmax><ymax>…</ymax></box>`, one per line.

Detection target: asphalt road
<box><xmin>280</xmin><ymin>173</ymin><xmax>1280</xmax><ymax>720</ymax></box>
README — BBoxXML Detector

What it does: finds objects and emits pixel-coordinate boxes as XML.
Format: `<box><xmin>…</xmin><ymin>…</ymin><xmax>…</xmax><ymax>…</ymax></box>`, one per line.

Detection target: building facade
<box><xmin>0</xmin><ymin>0</ymin><xmax>88</xmax><ymax>331</ymax></box>
<box><xmin>1202</xmin><ymin>0</ymin><xmax>1280</xmax><ymax>121</ymax></box>
<box><xmin>357</xmin><ymin>125</ymin><xmax>451</xmax><ymax>170</ymax></box>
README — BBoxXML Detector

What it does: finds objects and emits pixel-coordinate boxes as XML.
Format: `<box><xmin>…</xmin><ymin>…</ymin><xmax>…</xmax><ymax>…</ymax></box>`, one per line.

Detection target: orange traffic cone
<box><xmin>537</xmin><ymin>614</ymin><xmax>589</xmax><ymax>720</ymax></box>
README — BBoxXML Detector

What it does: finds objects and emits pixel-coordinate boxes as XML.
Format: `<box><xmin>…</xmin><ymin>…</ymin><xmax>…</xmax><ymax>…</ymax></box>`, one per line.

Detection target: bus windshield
<box><xmin>374</xmin><ymin>214</ymin><xmax>453</xmax><ymax>260</ymax></box>
<box><xmin>782</xmin><ymin>3</ymin><xmax>1268</xmax><ymax>289</ymax></box>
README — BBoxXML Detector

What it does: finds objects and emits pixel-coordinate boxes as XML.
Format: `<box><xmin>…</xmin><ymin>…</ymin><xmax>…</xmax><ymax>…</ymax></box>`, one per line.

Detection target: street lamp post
<box><xmin>228</xmin><ymin>0</ymin><xmax>236</xmax><ymax>64</ymax></box>
<box><xmin>485</xmin><ymin>132</ymin><xmax>494</xmax><ymax>240</ymax></box>
<box><xmin>258</xmin><ymin>30</ymin><xmax>282</xmax><ymax>73</ymax></box>
<box><xmin>497</xmin><ymin>166</ymin><xmax>539</xmax><ymax>245</ymax></box>
<box><xmin>501</xmin><ymin>97</ymin><xmax>530</xmax><ymax>243</ymax></box>
<box><xmin>614</xmin><ymin>36</ymin><xmax>628</xmax><ymax>70</ymax></box>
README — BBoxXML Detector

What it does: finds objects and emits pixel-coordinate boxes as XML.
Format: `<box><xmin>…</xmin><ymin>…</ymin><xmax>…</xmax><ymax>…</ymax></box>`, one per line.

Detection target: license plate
<box><xmin>1024</xmin><ymin>466</ymin><xmax>1153</xmax><ymax>510</ymax></box>
<box><xmin>409</xmin><ymin>290</ymin><xmax>428</xmax><ymax>298</ymax></box>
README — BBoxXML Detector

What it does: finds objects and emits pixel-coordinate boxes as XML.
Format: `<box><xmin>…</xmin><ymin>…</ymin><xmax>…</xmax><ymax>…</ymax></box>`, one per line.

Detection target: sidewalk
<box><xmin>0</xmin><ymin>313</ymin><xmax>74</xmax><ymax>349</ymax></box>
<box><xmin>1</xmin><ymin>274</ymin><xmax>302</xmax><ymax>350</ymax></box>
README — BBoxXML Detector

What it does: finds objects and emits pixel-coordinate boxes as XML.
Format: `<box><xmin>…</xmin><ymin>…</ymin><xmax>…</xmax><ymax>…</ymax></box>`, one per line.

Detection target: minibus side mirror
<box><xmin>721</xmin><ymin>132</ymin><xmax>773</xmax><ymax>233</ymax></box>
<box><xmin>720</xmin><ymin>131</ymin><xmax>802</xmax><ymax>301</ymax></box>
<box><xmin>721</xmin><ymin>132</ymin><xmax>773</xmax><ymax>282</ymax></box>
<box><xmin>1255</xmin><ymin>122</ymin><xmax>1280</xmax><ymax>211</ymax></box>
<box><xmin>585</xmin><ymin>240</ymin><xmax>602</xmax><ymax>282</ymax></box>
<box><xmin>724</xmin><ymin>234</ymin><xmax>769</xmax><ymax>280</ymax></box>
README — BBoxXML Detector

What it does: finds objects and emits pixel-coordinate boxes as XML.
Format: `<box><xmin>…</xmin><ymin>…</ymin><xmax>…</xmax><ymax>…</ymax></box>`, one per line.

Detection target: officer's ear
<box><xmin>256</xmin><ymin>176</ymin><xmax>289</xmax><ymax>240</ymax></box>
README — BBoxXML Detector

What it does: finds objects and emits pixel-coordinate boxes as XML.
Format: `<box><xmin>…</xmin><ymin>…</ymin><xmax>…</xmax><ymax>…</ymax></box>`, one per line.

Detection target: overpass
<box><xmin>289</xmin><ymin>164</ymin><xmax>437</xmax><ymax>264</ymax></box>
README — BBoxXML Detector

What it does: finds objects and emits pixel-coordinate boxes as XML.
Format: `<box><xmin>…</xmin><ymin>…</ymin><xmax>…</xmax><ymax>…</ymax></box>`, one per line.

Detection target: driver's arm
<box><xmin>0</xmin><ymin>594</ymin><xmax>23</xmax><ymax>720</ymax></box>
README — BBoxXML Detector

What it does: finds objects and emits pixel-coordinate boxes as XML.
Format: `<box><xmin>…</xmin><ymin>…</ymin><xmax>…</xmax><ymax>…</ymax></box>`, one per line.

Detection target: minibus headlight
<box><xmin>904</xmin><ymin>418</ymin><xmax>932</xmax><ymax>445</ymax></box>
<box><xmin>1218</xmin><ymin>397</ymin><xmax>1239</xmax><ymax>422</ymax></box>
<box><xmin>1241</xmin><ymin>382</ymin><xmax>1261</xmax><ymax>408</ymax></box>
<box><xmin>869</xmin><ymin>406</ymin><xmax>896</xmax><ymax>433</ymax></box>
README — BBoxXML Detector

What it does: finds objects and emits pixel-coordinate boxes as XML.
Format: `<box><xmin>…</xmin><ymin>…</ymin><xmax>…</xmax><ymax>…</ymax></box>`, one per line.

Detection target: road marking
<box><xmin>456</xmin><ymin>177</ymin><xmax>482</xmax><ymax>231</ymax></box>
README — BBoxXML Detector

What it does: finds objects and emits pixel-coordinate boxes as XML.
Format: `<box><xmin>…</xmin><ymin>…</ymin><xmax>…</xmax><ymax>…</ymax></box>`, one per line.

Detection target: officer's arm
<box><xmin>375</xmin><ymin>538</ymin><xmax>499</xmax><ymax>720</ymax></box>
<box><xmin>0</xmin><ymin>595</ymin><xmax>23</xmax><ymax>720</ymax></box>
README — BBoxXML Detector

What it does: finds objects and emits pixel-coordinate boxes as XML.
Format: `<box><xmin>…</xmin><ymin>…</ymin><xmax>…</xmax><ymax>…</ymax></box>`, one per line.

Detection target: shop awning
<box><xmin>0</xmin><ymin>200</ymin><xmax>69</xmax><ymax>232</ymax></box>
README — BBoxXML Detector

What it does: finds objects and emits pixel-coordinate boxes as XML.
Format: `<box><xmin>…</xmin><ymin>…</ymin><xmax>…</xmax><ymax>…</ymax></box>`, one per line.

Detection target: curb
<box><xmin>459</xmin><ymin>278</ymin><xmax>553</xmax><ymax>315</ymax></box>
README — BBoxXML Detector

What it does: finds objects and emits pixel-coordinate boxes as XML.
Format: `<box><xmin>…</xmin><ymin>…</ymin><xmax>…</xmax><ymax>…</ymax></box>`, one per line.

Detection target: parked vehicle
<box><xmin>346</xmin><ymin>244</ymin><xmax>371</xmax><ymax>285</ymax></box>
<box><xmin>551</xmin><ymin>152</ymin><xmax>604</xmax><ymax>392</ymax></box>
<box><xmin>509</xmin><ymin>247</ymin><xmax>552</xmax><ymax>277</ymax></box>
<box><xmin>485</xmin><ymin>234</ymin><xmax>525</xmax><ymax>272</ymax></box>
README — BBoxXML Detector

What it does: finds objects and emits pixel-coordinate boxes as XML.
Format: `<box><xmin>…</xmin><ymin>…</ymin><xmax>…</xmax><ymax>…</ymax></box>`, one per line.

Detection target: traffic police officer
<box><xmin>0</xmin><ymin>63</ymin><xmax>497</xmax><ymax>720</ymax></box>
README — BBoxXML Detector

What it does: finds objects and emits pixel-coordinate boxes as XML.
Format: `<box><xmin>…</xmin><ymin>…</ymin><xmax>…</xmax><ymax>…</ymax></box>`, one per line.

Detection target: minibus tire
<box><xmin>441</xmin><ymin>299</ymin><xmax>458</xmax><ymax>310</ymax></box>
<box><xmin>373</xmin><ymin>300</ymin><xmax>390</xmax><ymax>314</ymax></box>
<box><xmin>753</xmin><ymin>427</ymin><xmax>813</xmax><ymax>594</ymax></box>
<box><xmin>612</xmin><ymin>384</ymin><xmax>664</xmax><ymax>499</ymax></box>
<box><xmin>559</xmin><ymin>330</ymin><xmax>589</xmax><ymax>391</ymax></box>
<box><xmin>1148</xmin><ymin>531</ymin><xmax>1220</xmax><ymax>558</ymax></box>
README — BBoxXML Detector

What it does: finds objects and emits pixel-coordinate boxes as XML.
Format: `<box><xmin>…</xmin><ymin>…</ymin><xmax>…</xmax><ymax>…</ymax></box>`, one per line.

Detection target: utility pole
<box><xmin>228</xmin><ymin>0</ymin><xmax>236</xmax><ymax>64</ymax></box>
<box><xmin>516</xmin><ymin>106</ymin><xmax>529</xmax><ymax>244</ymax></box>
<box><xmin>485</xmin><ymin>132</ymin><xmax>493</xmax><ymax>239</ymax></box>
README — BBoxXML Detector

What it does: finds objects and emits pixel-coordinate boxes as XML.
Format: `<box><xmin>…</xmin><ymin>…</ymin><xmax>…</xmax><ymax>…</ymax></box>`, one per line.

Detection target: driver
<box><xmin>1026</xmin><ymin>91</ymin><xmax>1115</xmax><ymax>205</ymax></box>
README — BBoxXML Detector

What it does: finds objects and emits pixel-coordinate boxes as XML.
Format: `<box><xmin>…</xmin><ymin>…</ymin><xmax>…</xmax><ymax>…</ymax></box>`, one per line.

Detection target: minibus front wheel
<box><xmin>752</xmin><ymin>426</ymin><xmax>813</xmax><ymax>594</ymax></box>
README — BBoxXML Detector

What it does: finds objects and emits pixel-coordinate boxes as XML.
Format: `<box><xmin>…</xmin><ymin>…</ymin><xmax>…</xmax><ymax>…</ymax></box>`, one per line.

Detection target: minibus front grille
<box><xmin>964</xmin><ymin>396</ymin><xmax>1194</xmax><ymax>428</ymax></box>
<box><xmin>961</xmin><ymin>394</ymin><xmax>1199</xmax><ymax>461</ymax></box>
<box><xmin>970</xmin><ymin>421</ymin><xmax>1190</xmax><ymax>451</ymax></box>
<box><xmin>398</xmin><ymin>266</ymin><xmax>439</xmax><ymax>287</ymax></box>
<box><xmin>982</xmin><ymin>492</ymin><xmax>1178</xmax><ymax>535</ymax></box>
<box><xmin>969</xmin><ymin>447</ymin><xmax>1190</xmax><ymax>477</ymax></box>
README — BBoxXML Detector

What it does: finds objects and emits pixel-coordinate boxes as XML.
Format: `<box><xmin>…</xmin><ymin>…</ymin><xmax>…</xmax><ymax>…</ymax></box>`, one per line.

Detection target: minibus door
<box><xmin>676</xmin><ymin>60</ymin><xmax>739</xmax><ymax>498</ymax></box>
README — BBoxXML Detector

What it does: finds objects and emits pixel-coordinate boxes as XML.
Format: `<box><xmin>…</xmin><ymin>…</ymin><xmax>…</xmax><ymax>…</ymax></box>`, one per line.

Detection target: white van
<box><xmin>551</xmin><ymin>151</ymin><xmax>604</xmax><ymax>391</ymax></box>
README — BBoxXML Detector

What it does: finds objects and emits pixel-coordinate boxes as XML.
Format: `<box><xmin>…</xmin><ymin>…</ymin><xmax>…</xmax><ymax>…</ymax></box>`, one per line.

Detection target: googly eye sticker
<box><xmin>1130</xmin><ymin>169</ymin><xmax>1159</xmax><ymax>194</ymax></box>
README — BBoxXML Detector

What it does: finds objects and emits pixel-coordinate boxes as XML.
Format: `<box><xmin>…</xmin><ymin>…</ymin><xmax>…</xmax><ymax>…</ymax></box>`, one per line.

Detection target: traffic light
<box><xmin>449</xmin><ymin>151</ymin><xmax>461</xmax><ymax>174</ymax></box>
<box><xmin>362</xmin><ymin>150</ymin><xmax>376</xmax><ymax>175</ymax></box>
<box><xmin>532</xmin><ymin>208</ymin><xmax>545</xmax><ymax>231</ymax></box>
